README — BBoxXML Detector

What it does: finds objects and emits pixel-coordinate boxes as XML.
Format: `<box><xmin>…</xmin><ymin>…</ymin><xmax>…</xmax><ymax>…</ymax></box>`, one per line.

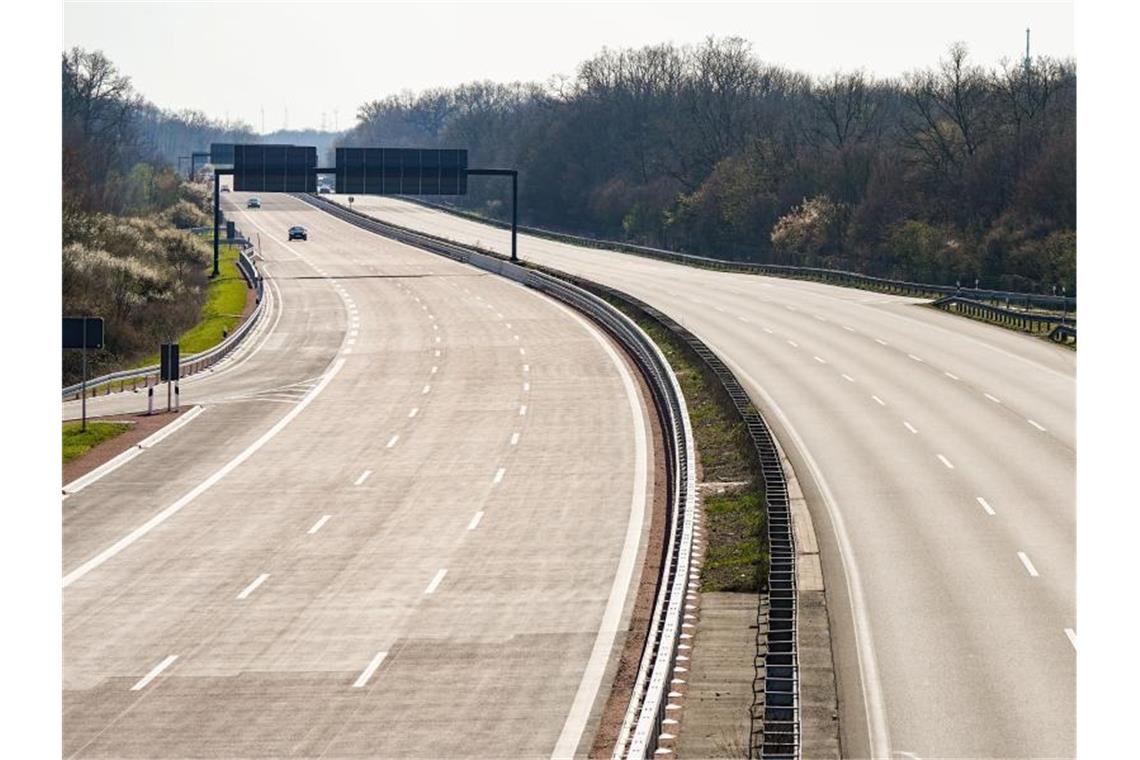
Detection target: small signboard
<box><xmin>160</xmin><ymin>343</ymin><xmax>180</xmax><ymax>382</ymax></box>
<box><xmin>63</xmin><ymin>316</ymin><xmax>104</xmax><ymax>349</ymax></box>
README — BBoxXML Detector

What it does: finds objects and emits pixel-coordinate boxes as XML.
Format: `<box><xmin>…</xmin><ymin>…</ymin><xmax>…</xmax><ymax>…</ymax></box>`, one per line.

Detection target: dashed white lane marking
<box><xmin>937</xmin><ymin>454</ymin><xmax>955</xmax><ymax>469</ymax></box>
<box><xmin>814</xmin><ymin>314</ymin><xmax>827</xmax><ymax>321</ymax></box>
<box><xmin>352</xmin><ymin>651</ymin><xmax>388</xmax><ymax>688</ymax></box>
<box><xmin>1064</xmin><ymin>628</ymin><xmax>1077</xmax><ymax>650</ymax></box>
<box><xmin>432</xmin><ymin>324</ymin><xmax>438</xmax><ymax>331</ymax></box>
<box><xmin>785</xmin><ymin>305</ymin><xmax>797</xmax><ymax>311</ymax></box>
<box><xmin>523</xmin><ymin>364</ymin><xmax>530</xmax><ymax>372</ymax></box>
<box><xmin>519</xmin><ymin>347</ymin><xmax>526</xmax><ymax>355</ymax></box>
<box><xmin>346</xmin><ymin>338</ymin><xmax>356</xmax><ymax>346</ymax></box>
<box><xmin>813</xmin><ymin>356</ymin><xmax>827</xmax><ymax>364</ymax></box>
<box><xmin>422</xmin><ymin>384</ymin><xmax>431</xmax><ymax>394</ymax></box>
<box><xmin>737</xmin><ymin>316</ymin><xmax>750</xmax><ymax>322</ymax></box>
<box><xmin>386</xmin><ymin>435</ymin><xmax>399</xmax><ymax>448</ymax></box>
<box><xmin>714</xmin><ymin>306</ymin><xmax>727</xmax><ymax>313</ymax></box>
<box><xmin>349</xmin><ymin>330</ymin><xmax>358</xmax><ymax>337</ymax></box>
<box><xmin>841</xmin><ymin>374</ymin><xmax>855</xmax><ymax>383</ymax></box>
<box><xmin>763</xmin><ymin>327</ymin><xmax>774</xmax><ymax>334</ymax></box>
<box><xmin>435</xmin><ymin>336</ymin><xmax>440</xmax><ymax>343</ymax></box>
<box><xmin>519</xmin><ymin>405</ymin><xmax>528</xmax><ymax>416</ymax></box>
<box><xmin>875</xmin><ymin>338</ymin><xmax>888</xmax><ymax>346</ymax></box>
<box><xmin>843</xmin><ymin>325</ymin><xmax>856</xmax><ymax>332</ymax></box>
<box><xmin>236</xmin><ymin>573</ymin><xmax>270</xmax><ymax>600</ymax></box>
<box><xmin>907</xmin><ymin>353</ymin><xmax>924</xmax><ymax>363</ymax></box>
<box><xmin>493</xmin><ymin>467</ymin><xmax>506</xmax><ymax>484</ymax></box>
<box><xmin>523</xmin><ymin>382</ymin><xmax>530</xmax><ymax>392</ymax></box>
<box><xmin>976</xmin><ymin>497</ymin><xmax>996</xmax><ymax>516</ymax></box>
<box><xmin>468</xmin><ymin>511</ymin><xmax>484</xmax><ymax>530</ymax></box>
<box><xmin>513</xmin><ymin>335</ymin><xmax>520</xmax><ymax>341</ymax></box>
<box><xmin>984</xmin><ymin>393</ymin><xmax>1002</xmax><ymax>404</ymax></box>
<box><xmin>872</xmin><ymin>395</ymin><xmax>886</xmax><ymax>406</ymax></box>
<box><xmin>408</xmin><ymin>408</ymin><xmax>419</xmax><ymax>418</ymax></box>
<box><xmin>944</xmin><ymin>371</ymin><xmax>959</xmax><ymax>380</ymax></box>
<box><xmin>510</xmin><ymin>432</ymin><xmax>520</xmax><ymax>446</ymax></box>
<box><xmin>434</xmin><ymin>350</ymin><xmax>441</xmax><ymax>357</ymax></box>
<box><xmin>130</xmin><ymin>655</ymin><xmax>177</xmax><ymax>691</ymax></box>
<box><xmin>431</xmin><ymin>366</ymin><xmax>438</xmax><ymax>374</ymax></box>
<box><xmin>343</xmin><ymin>348</ymin><xmax>352</xmax><ymax>355</ymax></box>
<box><xmin>1017</xmin><ymin>551</ymin><xmax>1040</xmax><ymax>577</ymax></box>
<box><xmin>62</xmin><ymin>359</ymin><xmax>346</xmax><ymax>589</ymax></box>
<box><xmin>787</xmin><ymin>340</ymin><xmax>799</xmax><ymax>348</ymax></box>
<box><xmin>308</xmin><ymin>515</ymin><xmax>331</xmax><ymax>534</ymax></box>
<box><xmin>425</xmin><ymin>568</ymin><xmax>448</xmax><ymax>594</ymax></box>
<box><xmin>1027</xmin><ymin>419</ymin><xmax>1047</xmax><ymax>431</ymax></box>
<box><xmin>505</xmin><ymin>323</ymin><xmax>512</xmax><ymax>329</ymax></box>
<box><xmin>354</xmin><ymin>470</ymin><xmax>372</xmax><ymax>486</ymax></box>
<box><xmin>903</xmin><ymin>421</ymin><xmax>918</xmax><ymax>434</ymax></box>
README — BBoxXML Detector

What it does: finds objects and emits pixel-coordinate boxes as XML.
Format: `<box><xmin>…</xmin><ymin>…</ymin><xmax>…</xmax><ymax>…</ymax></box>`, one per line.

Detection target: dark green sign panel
<box><xmin>233</xmin><ymin>144</ymin><xmax>317</xmax><ymax>192</ymax></box>
<box><xmin>335</xmin><ymin>148</ymin><xmax>467</xmax><ymax>195</ymax></box>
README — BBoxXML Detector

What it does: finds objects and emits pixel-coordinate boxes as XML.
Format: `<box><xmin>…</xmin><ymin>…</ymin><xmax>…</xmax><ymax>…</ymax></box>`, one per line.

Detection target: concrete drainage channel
<box><xmin>299</xmin><ymin>194</ymin><xmax>699</xmax><ymax>759</ymax></box>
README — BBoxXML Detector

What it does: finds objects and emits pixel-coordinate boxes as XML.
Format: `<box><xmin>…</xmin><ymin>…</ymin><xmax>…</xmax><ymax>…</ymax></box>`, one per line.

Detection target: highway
<box><xmin>328</xmin><ymin>195</ymin><xmax>1076</xmax><ymax>759</ymax></box>
<box><xmin>62</xmin><ymin>193</ymin><xmax>654</xmax><ymax>758</ymax></box>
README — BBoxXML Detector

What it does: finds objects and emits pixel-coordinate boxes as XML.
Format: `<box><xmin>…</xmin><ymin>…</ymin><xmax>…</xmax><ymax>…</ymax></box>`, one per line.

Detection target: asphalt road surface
<box><xmin>62</xmin><ymin>192</ymin><xmax>654</xmax><ymax>758</ymax></box>
<box><xmin>329</xmin><ymin>195</ymin><xmax>1076</xmax><ymax>760</ymax></box>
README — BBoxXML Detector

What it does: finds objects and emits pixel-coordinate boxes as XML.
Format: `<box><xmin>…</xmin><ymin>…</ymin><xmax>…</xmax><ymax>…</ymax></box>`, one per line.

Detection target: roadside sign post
<box><xmin>461</xmin><ymin>169</ymin><xmax>518</xmax><ymax>263</ymax></box>
<box><xmin>160</xmin><ymin>343</ymin><xmax>180</xmax><ymax>413</ymax></box>
<box><xmin>64</xmin><ymin>317</ymin><xmax>104</xmax><ymax>432</ymax></box>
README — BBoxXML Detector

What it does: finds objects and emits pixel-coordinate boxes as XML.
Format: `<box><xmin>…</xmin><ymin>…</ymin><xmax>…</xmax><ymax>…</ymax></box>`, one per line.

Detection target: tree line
<box><xmin>61</xmin><ymin>48</ymin><xmax>246</xmax><ymax>383</ymax></box>
<box><xmin>340</xmin><ymin>37</ymin><xmax>1075</xmax><ymax>293</ymax></box>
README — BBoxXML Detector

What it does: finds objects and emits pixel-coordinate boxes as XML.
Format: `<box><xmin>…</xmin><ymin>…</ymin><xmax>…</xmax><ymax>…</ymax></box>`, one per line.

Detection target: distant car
<box><xmin>288</xmin><ymin>226</ymin><xmax>308</xmax><ymax>241</ymax></box>
<box><xmin>220</xmin><ymin>186</ymin><xmax>230</xmax><ymax>193</ymax></box>
<box><xmin>247</xmin><ymin>197</ymin><xmax>261</xmax><ymax>208</ymax></box>
<box><xmin>318</xmin><ymin>185</ymin><xmax>332</xmax><ymax>194</ymax></box>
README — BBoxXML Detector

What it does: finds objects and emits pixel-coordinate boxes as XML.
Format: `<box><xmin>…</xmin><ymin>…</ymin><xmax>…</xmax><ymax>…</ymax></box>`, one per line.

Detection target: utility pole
<box><xmin>1025</xmin><ymin>27</ymin><xmax>1031</xmax><ymax>73</ymax></box>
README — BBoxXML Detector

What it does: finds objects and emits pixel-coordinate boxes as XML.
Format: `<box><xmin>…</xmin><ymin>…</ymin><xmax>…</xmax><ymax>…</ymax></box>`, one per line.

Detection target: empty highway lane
<box><xmin>329</xmin><ymin>195</ymin><xmax>1076</xmax><ymax>759</ymax></box>
<box><xmin>63</xmin><ymin>193</ymin><xmax>654</xmax><ymax>758</ymax></box>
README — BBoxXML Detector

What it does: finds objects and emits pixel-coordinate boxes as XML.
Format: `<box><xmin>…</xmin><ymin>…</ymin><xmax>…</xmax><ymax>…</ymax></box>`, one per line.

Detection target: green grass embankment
<box><xmin>62</xmin><ymin>421</ymin><xmax>132</xmax><ymax>464</ymax></box>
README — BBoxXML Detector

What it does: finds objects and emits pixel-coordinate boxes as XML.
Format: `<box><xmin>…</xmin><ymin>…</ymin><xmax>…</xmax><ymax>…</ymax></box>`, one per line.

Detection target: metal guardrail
<box><xmin>62</xmin><ymin>245</ymin><xmax>266</xmax><ymax>399</ymax></box>
<box><xmin>545</xmin><ymin>278</ymin><xmax>800</xmax><ymax>759</ymax></box>
<box><xmin>299</xmin><ymin>192</ymin><xmax>699</xmax><ymax>759</ymax></box>
<box><xmin>399</xmin><ymin>196</ymin><xmax>1076</xmax><ymax>313</ymax></box>
<box><xmin>932</xmin><ymin>295</ymin><xmax>1077</xmax><ymax>343</ymax></box>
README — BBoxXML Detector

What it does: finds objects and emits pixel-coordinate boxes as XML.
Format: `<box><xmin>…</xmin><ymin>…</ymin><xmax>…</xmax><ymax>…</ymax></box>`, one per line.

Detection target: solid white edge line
<box><xmin>467</xmin><ymin>511</ymin><xmax>484</xmax><ymax>530</ymax></box>
<box><xmin>352</xmin><ymin>651</ymin><xmax>388</xmax><ymax>688</ymax></box>
<box><xmin>944</xmin><ymin>371</ymin><xmax>959</xmax><ymax>380</ymax></box>
<box><xmin>308</xmin><ymin>515</ymin><xmax>331</xmax><ymax>534</ymax></box>
<box><xmin>694</xmin><ymin>336</ymin><xmax>892</xmax><ymax>760</ymax></box>
<box><xmin>130</xmin><ymin>655</ymin><xmax>177</xmax><ymax>691</ymax></box>
<box><xmin>1027</xmin><ymin>419</ymin><xmax>1047</xmax><ymax>431</ymax></box>
<box><xmin>236</xmin><ymin>573</ymin><xmax>270</xmax><ymax>600</ymax></box>
<box><xmin>354</xmin><ymin>470</ymin><xmax>372</xmax><ymax>486</ymax></box>
<box><xmin>908</xmin><ymin>353</ymin><xmax>924</xmax><ymax>362</ymax></box>
<box><xmin>984</xmin><ymin>393</ymin><xmax>1002</xmax><ymax>404</ymax></box>
<box><xmin>63</xmin><ymin>406</ymin><xmax>206</xmax><ymax>495</ymax></box>
<box><xmin>548</xmin><ymin>299</ymin><xmax>649</xmax><ymax>760</ymax></box>
<box><xmin>424</xmin><ymin>568</ymin><xmax>448</xmax><ymax>594</ymax></box>
<box><xmin>62</xmin><ymin>358</ymin><xmax>346</xmax><ymax>589</ymax></box>
<box><xmin>976</xmin><ymin>497</ymin><xmax>996</xmax><ymax>516</ymax></box>
<box><xmin>1017</xmin><ymin>551</ymin><xmax>1040</xmax><ymax>577</ymax></box>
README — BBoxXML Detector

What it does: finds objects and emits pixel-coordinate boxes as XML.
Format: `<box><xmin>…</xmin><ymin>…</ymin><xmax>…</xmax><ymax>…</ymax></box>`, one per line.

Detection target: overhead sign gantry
<box><xmin>207</xmin><ymin>143</ymin><xmax>518</xmax><ymax>277</ymax></box>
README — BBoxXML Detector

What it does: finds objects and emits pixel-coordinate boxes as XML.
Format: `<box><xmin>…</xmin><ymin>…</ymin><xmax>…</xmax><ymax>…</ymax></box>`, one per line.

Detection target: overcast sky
<box><xmin>63</xmin><ymin>1</ymin><xmax>1074</xmax><ymax>134</ymax></box>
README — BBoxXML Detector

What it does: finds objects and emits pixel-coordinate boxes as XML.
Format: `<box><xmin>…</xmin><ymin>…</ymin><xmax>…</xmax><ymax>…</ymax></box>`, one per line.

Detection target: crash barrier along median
<box><xmin>299</xmin><ymin>193</ymin><xmax>705</xmax><ymax>759</ymax></box>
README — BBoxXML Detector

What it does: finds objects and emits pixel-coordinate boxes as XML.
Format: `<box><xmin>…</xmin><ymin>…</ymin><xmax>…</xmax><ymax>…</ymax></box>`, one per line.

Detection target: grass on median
<box><xmin>62</xmin><ymin>420</ymin><xmax>132</xmax><ymax>464</ymax></box>
<box><xmin>602</xmin><ymin>299</ymin><xmax>768</xmax><ymax>593</ymax></box>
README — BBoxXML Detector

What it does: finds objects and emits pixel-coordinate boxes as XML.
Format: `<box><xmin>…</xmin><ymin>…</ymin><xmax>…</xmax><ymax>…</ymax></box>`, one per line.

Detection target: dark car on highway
<box><xmin>288</xmin><ymin>226</ymin><xmax>308</xmax><ymax>241</ymax></box>
<box><xmin>247</xmin><ymin>197</ymin><xmax>261</xmax><ymax>208</ymax></box>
